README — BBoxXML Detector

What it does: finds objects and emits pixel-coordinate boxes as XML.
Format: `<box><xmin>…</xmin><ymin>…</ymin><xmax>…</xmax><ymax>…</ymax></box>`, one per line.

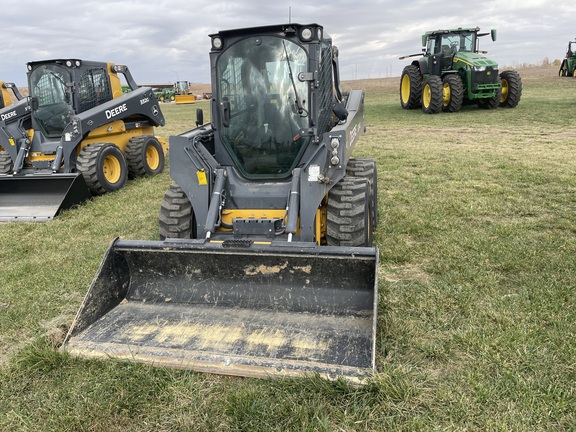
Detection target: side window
<box><xmin>78</xmin><ymin>68</ymin><xmax>112</xmax><ymax>112</ymax></box>
<box><xmin>427</xmin><ymin>38</ymin><xmax>437</xmax><ymax>55</ymax></box>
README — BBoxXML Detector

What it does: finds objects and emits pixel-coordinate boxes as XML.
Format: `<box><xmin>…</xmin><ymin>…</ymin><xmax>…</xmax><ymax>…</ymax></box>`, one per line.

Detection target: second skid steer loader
<box><xmin>64</xmin><ymin>24</ymin><xmax>379</xmax><ymax>384</ymax></box>
<box><xmin>0</xmin><ymin>59</ymin><xmax>166</xmax><ymax>221</ymax></box>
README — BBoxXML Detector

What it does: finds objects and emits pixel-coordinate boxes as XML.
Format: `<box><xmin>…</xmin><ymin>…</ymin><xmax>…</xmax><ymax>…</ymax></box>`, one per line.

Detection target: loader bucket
<box><xmin>63</xmin><ymin>239</ymin><xmax>379</xmax><ymax>383</ymax></box>
<box><xmin>174</xmin><ymin>94</ymin><xmax>196</xmax><ymax>104</ymax></box>
<box><xmin>0</xmin><ymin>173</ymin><xmax>91</xmax><ymax>222</ymax></box>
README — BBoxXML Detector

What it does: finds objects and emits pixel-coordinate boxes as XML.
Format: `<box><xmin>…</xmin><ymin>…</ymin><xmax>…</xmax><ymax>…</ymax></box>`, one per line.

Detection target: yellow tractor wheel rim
<box><xmin>146</xmin><ymin>145</ymin><xmax>160</xmax><ymax>170</ymax></box>
<box><xmin>103</xmin><ymin>155</ymin><xmax>121</xmax><ymax>183</ymax></box>
<box><xmin>442</xmin><ymin>82</ymin><xmax>451</xmax><ymax>106</ymax></box>
<box><xmin>423</xmin><ymin>84</ymin><xmax>431</xmax><ymax>108</ymax></box>
<box><xmin>500</xmin><ymin>79</ymin><xmax>509</xmax><ymax>103</ymax></box>
<box><xmin>401</xmin><ymin>74</ymin><xmax>411</xmax><ymax>103</ymax></box>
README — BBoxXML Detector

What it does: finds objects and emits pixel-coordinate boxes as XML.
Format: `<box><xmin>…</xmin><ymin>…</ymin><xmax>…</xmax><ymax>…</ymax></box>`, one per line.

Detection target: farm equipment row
<box><xmin>5</xmin><ymin>22</ymin><xmax>529</xmax><ymax>384</ymax></box>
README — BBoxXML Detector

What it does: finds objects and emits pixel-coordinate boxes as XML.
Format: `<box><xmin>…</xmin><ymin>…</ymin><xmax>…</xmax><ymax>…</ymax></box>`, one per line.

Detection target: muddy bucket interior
<box><xmin>64</xmin><ymin>239</ymin><xmax>379</xmax><ymax>383</ymax></box>
<box><xmin>0</xmin><ymin>173</ymin><xmax>91</xmax><ymax>221</ymax></box>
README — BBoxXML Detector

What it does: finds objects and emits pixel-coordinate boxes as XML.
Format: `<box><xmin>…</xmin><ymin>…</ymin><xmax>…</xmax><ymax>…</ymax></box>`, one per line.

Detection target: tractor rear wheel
<box><xmin>125</xmin><ymin>135</ymin><xmax>165</xmax><ymax>178</ymax></box>
<box><xmin>346</xmin><ymin>157</ymin><xmax>378</xmax><ymax>227</ymax></box>
<box><xmin>159</xmin><ymin>183</ymin><xmax>196</xmax><ymax>240</ymax></box>
<box><xmin>77</xmin><ymin>143</ymin><xmax>128</xmax><ymax>195</ymax></box>
<box><xmin>421</xmin><ymin>75</ymin><xmax>443</xmax><ymax>114</ymax></box>
<box><xmin>499</xmin><ymin>70</ymin><xmax>522</xmax><ymax>108</ymax></box>
<box><xmin>0</xmin><ymin>150</ymin><xmax>13</xmax><ymax>174</ymax></box>
<box><xmin>400</xmin><ymin>65</ymin><xmax>422</xmax><ymax>109</ymax></box>
<box><xmin>326</xmin><ymin>177</ymin><xmax>372</xmax><ymax>247</ymax></box>
<box><xmin>442</xmin><ymin>75</ymin><xmax>464</xmax><ymax>113</ymax></box>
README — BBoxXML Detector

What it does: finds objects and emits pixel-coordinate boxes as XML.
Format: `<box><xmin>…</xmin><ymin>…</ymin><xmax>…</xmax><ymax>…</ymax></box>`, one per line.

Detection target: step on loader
<box><xmin>0</xmin><ymin>60</ymin><xmax>167</xmax><ymax>221</ymax></box>
<box><xmin>64</xmin><ymin>24</ymin><xmax>379</xmax><ymax>384</ymax></box>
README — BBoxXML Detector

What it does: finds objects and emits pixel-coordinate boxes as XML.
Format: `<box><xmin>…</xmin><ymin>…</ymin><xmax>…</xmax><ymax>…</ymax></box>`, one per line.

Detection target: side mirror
<box><xmin>491</xmin><ymin>29</ymin><xmax>497</xmax><ymax>42</ymax></box>
<box><xmin>196</xmin><ymin>108</ymin><xmax>204</xmax><ymax>128</ymax></box>
<box><xmin>30</xmin><ymin>96</ymin><xmax>38</xmax><ymax>110</ymax></box>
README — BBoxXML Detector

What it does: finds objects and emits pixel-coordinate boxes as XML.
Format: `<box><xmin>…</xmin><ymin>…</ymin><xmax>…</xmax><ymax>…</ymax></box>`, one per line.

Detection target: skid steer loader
<box><xmin>64</xmin><ymin>23</ymin><xmax>379</xmax><ymax>384</ymax></box>
<box><xmin>0</xmin><ymin>59</ymin><xmax>166</xmax><ymax>221</ymax></box>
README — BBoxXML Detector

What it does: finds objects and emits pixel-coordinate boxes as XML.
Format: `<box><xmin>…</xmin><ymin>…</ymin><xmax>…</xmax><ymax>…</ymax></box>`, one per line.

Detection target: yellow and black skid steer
<box><xmin>0</xmin><ymin>59</ymin><xmax>166</xmax><ymax>221</ymax></box>
<box><xmin>64</xmin><ymin>24</ymin><xmax>379</xmax><ymax>384</ymax></box>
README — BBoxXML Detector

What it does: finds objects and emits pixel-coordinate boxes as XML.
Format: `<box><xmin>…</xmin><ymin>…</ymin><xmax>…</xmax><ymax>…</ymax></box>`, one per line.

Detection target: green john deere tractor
<box><xmin>558</xmin><ymin>40</ymin><xmax>576</xmax><ymax>77</ymax></box>
<box><xmin>400</xmin><ymin>27</ymin><xmax>522</xmax><ymax>114</ymax></box>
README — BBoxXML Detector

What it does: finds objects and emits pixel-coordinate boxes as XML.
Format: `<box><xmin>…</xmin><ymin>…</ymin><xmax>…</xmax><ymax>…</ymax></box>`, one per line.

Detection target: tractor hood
<box><xmin>454</xmin><ymin>51</ymin><xmax>498</xmax><ymax>69</ymax></box>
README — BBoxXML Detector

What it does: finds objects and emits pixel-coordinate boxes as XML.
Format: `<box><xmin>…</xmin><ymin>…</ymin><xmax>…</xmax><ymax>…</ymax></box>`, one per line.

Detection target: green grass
<box><xmin>1</xmin><ymin>79</ymin><xmax>576</xmax><ymax>431</ymax></box>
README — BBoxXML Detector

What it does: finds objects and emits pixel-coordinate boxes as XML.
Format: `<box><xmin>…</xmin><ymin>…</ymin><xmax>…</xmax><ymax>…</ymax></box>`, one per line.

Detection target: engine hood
<box><xmin>453</xmin><ymin>51</ymin><xmax>498</xmax><ymax>69</ymax></box>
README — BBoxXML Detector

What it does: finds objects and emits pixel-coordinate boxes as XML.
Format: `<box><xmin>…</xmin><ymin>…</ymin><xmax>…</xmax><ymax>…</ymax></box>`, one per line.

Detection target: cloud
<box><xmin>0</xmin><ymin>0</ymin><xmax>574</xmax><ymax>86</ymax></box>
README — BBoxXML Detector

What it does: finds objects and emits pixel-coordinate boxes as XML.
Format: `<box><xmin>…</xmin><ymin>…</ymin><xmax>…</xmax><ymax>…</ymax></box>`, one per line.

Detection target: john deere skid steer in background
<box><xmin>64</xmin><ymin>23</ymin><xmax>379</xmax><ymax>384</ymax></box>
<box><xmin>399</xmin><ymin>27</ymin><xmax>522</xmax><ymax>113</ymax></box>
<box><xmin>559</xmin><ymin>40</ymin><xmax>576</xmax><ymax>77</ymax></box>
<box><xmin>0</xmin><ymin>59</ymin><xmax>167</xmax><ymax>221</ymax></box>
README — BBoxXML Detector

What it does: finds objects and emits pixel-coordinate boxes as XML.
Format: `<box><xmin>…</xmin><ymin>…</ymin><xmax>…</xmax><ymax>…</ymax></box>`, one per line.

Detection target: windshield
<box><xmin>217</xmin><ymin>35</ymin><xmax>310</xmax><ymax>178</ymax></box>
<box><xmin>29</xmin><ymin>64</ymin><xmax>73</xmax><ymax>138</ymax></box>
<box><xmin>437</xmin><ymin>32</ymin><xmax>476</xmax><ymax>55</ymax></box>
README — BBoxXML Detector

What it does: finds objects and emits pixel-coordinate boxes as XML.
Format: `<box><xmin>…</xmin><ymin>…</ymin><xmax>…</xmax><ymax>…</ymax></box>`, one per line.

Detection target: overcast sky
<box><xmin>1</xmin><ymin>0</ymin><xmax>573</xmax><ymax>86</ymax></box>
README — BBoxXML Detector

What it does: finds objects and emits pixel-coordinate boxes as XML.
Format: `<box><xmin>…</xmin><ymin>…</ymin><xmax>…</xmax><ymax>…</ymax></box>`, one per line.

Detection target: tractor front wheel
<box><xmin>77</xmin><ymin>143</ymin><xmax>128</xmax><ymax>195</ymax></box>
<box><xmin>159</xmin><ymin>183</ymin><xmax>196</xmax><ymax>240</ymax></box>
<box><xmin>400</xmin><ymin>65</ymin><xmax>422</xmax><ymax>109</ymax></box>
<box><xmin>125</xmin><ymin>135</ymin><xmax>165</xmax><ymax>178</ymax></box>
<box><xmin>499</xmin><ymin>70</ymin><xmax>522</xmax><ymax>108</ymax></box>
<box><xmin>421</xmin><ymin>75</ymin><xmax>443</xmax><ymax>114</ymax></box>
<box><xmin>442</xmin><ymin>75</ymin><xmax>464</xmax><ymax>113</ymax></box>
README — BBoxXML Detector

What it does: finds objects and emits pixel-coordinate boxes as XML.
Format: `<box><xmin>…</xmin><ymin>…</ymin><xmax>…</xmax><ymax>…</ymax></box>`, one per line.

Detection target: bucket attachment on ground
<box><xmin>0</xmin><ymin>173</ymin><xmax>91</xmax><ymax>222</ymax></box>
<box><xmin>174</xmin><ymin>94</ymin><xmax>196</xmax><ymax>104</ymax></box>
<box><xmin>63</xmin><ymin>238</ymin><xmax>379</xmax><ymax>383</ymax></box>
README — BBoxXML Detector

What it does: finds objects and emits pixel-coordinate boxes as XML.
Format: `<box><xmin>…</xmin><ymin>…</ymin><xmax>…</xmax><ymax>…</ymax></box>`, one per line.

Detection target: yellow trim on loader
<box><xmin>175</xmin><ymin>94</ymin><xmax>196</xmax><ymax>104</ymax></box>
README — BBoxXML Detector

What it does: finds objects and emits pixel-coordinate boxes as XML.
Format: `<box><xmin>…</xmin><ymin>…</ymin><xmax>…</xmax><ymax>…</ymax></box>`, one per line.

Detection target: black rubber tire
<box><xmin>159</xmin><ymin>183</ymin><xmax>196</xmax><ymax>240</ymax></box>
<box><xmin>346</xmin><ymin>157</ymin><xmax>378</xmax><ymax>228</ymax></box>
<box><xmin>442</xmin><ymin>74</ymin><xmax>464</xmax><ymax>113</ymax></box>
<box><xmin>77</xmin><ymin>143</ymin><xmax>128</xmax><ymax>195</ymax></box>
<box><xmin>125</xmin><ymin>135</ymin><xmax>165</xmax><ymax>178</ymax></box>
<box><xmin>499</xmin><ymin>70</ymin><xmax>522</xmax><ymax>108</ymax></box>
<box><xmin>421</xmin><ymin>75</ymin><xmax>443</xmax><ymax>114</ymax></box>
<box><xmin>0</xmin><ymin>150</ymin><xmax>13</xmax><ymax>174</ymax></box>
<box><xmin>400</xmin><ymin>65</ymin><xmax>423</xmax><ymax>109</ymax></box>
<box><xmin>326</xmin><ymin>177</ymin><xmax>372</xmax><ymax>247</ymax></box>
<box><xmin>476</xmin><ymin>76</ymin><xmax>501</xmax><ymax>110</ymax></box>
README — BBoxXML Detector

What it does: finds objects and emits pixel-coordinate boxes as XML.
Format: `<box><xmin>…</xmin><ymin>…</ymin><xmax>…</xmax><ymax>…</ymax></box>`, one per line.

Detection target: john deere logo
<box><xmin>487</xmin><ymin>71</ymin><xmax>491</xmax><ymax>75</ymax></box>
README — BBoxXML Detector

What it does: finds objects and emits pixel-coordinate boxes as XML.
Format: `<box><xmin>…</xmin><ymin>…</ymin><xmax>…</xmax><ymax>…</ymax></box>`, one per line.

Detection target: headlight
<box><xmin>475</xmin><ymin>66</ymin><xmax>487</xmax><ymax>72</ymax></box>
<box><xmin>212</xmin><ymin>37</ymin><xmax>223</xmax><ymax>50</ymax></box>
<box><xmin>300</xmin><ymin>27</ymin><xmax>313</xmax><ymax>41</ymax></box>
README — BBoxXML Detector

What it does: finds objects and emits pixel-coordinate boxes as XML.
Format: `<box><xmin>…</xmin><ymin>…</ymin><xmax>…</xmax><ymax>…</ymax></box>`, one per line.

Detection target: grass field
<box><xmin>1</xmin><ymin>66</ymin><xmax>576</xmax><ymax>431</ymax></box>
